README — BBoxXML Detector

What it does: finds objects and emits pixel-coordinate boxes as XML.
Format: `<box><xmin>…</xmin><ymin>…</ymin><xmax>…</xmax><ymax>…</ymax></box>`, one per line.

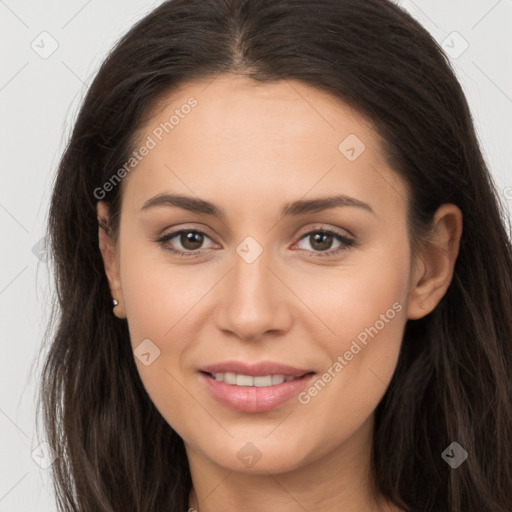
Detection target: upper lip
<box><xmin>199</xmin><ymin>360</ymin><xmax>314</xmax><ymax>377</ymax></box>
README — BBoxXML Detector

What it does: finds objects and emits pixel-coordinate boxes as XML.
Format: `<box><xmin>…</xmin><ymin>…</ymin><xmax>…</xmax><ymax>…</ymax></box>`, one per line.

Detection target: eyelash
<box><xmin>155</xmin><ymin>227</ymin><xmax>356</xmax><ymax>259</ymax></box>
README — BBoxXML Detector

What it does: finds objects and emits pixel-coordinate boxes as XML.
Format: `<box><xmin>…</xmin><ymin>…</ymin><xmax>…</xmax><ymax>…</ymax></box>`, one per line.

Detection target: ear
<box><xmin>407</xmin><ymin>204</ymin><xmax>463</xmax><ymax>320</ymax></box>
<box><xmin>97</xmin><ymin>201</ymin><xmax>126</xmax><ymax>319</ymax></box>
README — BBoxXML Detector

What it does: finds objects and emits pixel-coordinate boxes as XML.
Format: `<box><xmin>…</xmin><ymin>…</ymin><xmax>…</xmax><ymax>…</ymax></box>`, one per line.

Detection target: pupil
<box><xmin>181</xmin><ymin>231</ymin><xmax>203</xmax><ymax>250</ymax></box>
<box><xmin>311</xmin><ymin>233</ymin><xmax>332</xmax><ymax>251</ymax></box>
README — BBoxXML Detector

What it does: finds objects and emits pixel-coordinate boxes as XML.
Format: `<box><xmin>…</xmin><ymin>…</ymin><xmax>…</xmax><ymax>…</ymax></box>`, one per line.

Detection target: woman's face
<box><xmin>99</xmin><ymin>74</ymin><xmax>419</xmax><ymax>474</ymax></box>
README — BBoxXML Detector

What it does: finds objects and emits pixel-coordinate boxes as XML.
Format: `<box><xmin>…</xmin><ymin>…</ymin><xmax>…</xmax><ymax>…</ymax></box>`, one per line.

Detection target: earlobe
<box><xmin>97</xmin><ymin>201</ymin><xmax>126</xmax><ymax>318</ymax></box>
<box><xmin>407</xmin><ymin>204</ymin><xmax>463</xmax><ymax>320</ymax></box>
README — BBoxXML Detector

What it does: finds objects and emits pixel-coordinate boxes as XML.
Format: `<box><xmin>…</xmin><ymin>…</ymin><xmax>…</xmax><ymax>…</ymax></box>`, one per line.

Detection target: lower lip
<box><xmin>199</xmin><ymin>372</ymin><xmax>315</xmax><ymax>413</ymax></box>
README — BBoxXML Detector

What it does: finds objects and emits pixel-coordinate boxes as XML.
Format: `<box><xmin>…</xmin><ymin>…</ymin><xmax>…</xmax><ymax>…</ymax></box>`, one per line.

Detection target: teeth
<box><xmin>271</xmin><ymin>375</ymin><xmax>285</xmax><ymax>385</ymax></box>
<box><xmin>210</xmin><ymin>372</ymin><xmax>298</xmax><ymax>386</ymax></box>
<box><xmin>236</xmin><ymin>374</ymin><xmax>253</xmax><ymax>386</ymax></box>
<box><xmin>254</xmin><ymin>375</ymin><xmax>273</xmax><ymax>387</ymax></box>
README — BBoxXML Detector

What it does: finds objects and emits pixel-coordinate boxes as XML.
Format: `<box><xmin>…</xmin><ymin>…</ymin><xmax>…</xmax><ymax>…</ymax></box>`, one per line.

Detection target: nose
<box><xmin>213</xmin><ymin>248</ymin><xmax>293</xmax><ymax>341</ymax></box>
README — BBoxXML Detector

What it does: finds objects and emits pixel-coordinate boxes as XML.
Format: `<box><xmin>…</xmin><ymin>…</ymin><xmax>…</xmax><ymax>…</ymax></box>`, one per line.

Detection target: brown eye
<box><xmin>179</xmin><ymin>231</ymin><xmax>204</xmax><ymax>250</ymax></box>
<box><xmin>294</xmin><ymin>228</ymin><xmax>355</xmax><ymax>257</ymax></box>
<box><xmin>157</xmin><ymin>229</ymin><xmax>215</xmax><ymax>256</ymax></box>
<box><xmin>308</xmin><ymin>232</ymin><xmax>335</xmax><ymax>251</ymax></box>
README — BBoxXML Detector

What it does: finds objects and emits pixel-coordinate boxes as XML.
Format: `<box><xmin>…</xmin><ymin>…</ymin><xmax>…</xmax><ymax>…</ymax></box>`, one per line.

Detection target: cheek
<box><xmin>117</xmin><ymin>234</ymin><xmax>224</xmax><ymax>415</ymax></box>
<box><xmin>309</xmin><ymin>271</ymin><xmax>408</xmax><ymax>419</ymax></box>
<box><xmin>290</xmin><ymin>245</ymin><xmax>409</xmax><ymax>427</ymax></box>
<box><xmin>290</xmin><ymin>238</ymin><xmax>411</xmax><ymax>354</ymax></box>
<box><xmin>326</xmin><ymin>267</ymin><xmax>408</xmax><ymax>353</ymax></box>
<box><xmin>117</xmin><ymin>246</ymin><xmax>209</xmax><ymax>437</ymax></box>
<box><xmin>118</xmin><ymin>229</ymin><xmax>208</xmax><ymax>346</ymax></box>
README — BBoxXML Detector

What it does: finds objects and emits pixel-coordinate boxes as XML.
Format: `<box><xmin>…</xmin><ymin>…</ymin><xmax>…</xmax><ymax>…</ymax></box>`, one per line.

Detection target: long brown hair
<box><xmin>39</xmin><ymin>0</ymin><xmax>512</xmax><ymax>510</ymax></box>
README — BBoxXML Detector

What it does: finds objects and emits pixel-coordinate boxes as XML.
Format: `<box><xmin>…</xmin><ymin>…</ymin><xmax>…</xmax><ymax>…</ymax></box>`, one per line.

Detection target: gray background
<box><xmin>1</xmin><ymin>1</ymin><xmax>511</xmax><ymax>510</ymax></box>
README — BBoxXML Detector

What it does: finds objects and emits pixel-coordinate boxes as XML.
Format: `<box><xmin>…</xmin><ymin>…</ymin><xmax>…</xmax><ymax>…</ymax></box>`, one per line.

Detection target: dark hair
<box><xmin>39</xmin><ymin>0</ymin><xmax>512</xmax><ymax>510</ymax></box>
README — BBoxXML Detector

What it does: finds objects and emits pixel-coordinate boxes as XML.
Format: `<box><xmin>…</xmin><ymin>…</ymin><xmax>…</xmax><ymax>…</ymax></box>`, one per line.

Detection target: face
<box><xmin>98</xmin><ymin>74</ymin><xmax>420</xmax><ymax>475</ymax></box>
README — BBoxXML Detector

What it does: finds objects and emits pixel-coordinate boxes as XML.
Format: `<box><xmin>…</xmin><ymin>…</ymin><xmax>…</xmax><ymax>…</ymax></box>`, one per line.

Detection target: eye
<box><xmin>293</xmin><ymin>227</ymin><xmax>355</xmax><ymax>257</ymax></box>
<box><xmin>156</xmin><ymin>229</ymin><xmax>215</xmax><ymax>257</ymax></box>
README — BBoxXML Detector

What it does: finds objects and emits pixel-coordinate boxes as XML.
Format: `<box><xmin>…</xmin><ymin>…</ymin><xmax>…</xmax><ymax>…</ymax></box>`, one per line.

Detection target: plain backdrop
<box><xmin>1</xmin><ymin>0</ymin><xmax>511</xmax><ymax>510</ymax></box>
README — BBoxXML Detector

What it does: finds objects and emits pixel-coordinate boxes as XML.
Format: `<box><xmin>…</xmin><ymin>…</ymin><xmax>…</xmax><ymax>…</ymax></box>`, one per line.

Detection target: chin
<box><xmin>189</xmin><ymin>434</ymin><xmax>316</xmax><ymax>475</ymax></box>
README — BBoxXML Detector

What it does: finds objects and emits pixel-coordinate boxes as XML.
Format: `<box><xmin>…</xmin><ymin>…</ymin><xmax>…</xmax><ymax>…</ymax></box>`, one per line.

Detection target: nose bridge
<box><xmin>214</xmin><ymin>238</ymin><xmax>291</xmax><ymax>338</ymax></box>
<box><xmin>232</xmin><ymin>243</ymin><xmax>272</xmax><ymax>303</ymax></box>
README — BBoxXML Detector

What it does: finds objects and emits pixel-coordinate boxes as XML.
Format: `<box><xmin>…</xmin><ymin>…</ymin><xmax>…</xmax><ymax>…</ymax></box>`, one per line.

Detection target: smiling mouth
<box><xmin>201</xmin><ymin>371</ymin><xmax>314</xmax><ymax>387</ymax></box>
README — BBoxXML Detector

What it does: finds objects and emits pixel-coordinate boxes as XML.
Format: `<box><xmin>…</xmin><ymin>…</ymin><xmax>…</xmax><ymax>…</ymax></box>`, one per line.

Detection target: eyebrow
<box><xmin>140</xmin><ymin>193</ymin><xmax>375</xmax><ymax>218</ymax></box>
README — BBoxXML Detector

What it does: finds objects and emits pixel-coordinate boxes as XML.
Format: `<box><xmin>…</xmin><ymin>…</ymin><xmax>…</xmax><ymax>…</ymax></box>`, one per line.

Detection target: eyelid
<box><xmin>294</xmin><ymin>223</ymin><xmax>354</xmax><ymax>240</ymax></box>
<box><xmin>158</xmin><ymin>223</ymin><xmax>217</xmax><ymax>241</ymax></box>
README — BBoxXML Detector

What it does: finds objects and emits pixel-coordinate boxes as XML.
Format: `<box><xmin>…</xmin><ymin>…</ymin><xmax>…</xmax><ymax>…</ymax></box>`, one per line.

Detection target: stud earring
<box><xmin>113</xmin><ymin>299</ymin><xmax>119</xmax><ymax>307</ymax></box>
<box><xmin>420</xmin><ymin>302</ymin><xmax>426</xmax><ymax>309</ymax></box>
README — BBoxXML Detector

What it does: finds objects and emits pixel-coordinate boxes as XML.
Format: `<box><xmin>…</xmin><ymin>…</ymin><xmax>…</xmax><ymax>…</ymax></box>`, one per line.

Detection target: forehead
<box><xmin>138</xmin><ymin>74</ymin><xmax>376</xmax><ymax>151</ymax></box>
<box><xmin>123</xmin><ymin>74</ymin><xmax>408</xmax><ymax>218</ymax></box>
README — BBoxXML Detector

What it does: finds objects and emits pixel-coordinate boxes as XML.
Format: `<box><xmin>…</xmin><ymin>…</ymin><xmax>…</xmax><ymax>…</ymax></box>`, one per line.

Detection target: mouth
<box><xmin>197</xmin><ymin>361</ymin><xmax>316</xmax><ymax>413</ymax></box>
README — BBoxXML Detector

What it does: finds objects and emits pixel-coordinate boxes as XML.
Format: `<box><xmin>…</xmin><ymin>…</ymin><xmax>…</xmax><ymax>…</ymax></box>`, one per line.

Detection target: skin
<box><xmin>97</xmin><ymin>73</ymin><xmax>462</xmax><ymax>512</ymax></box>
